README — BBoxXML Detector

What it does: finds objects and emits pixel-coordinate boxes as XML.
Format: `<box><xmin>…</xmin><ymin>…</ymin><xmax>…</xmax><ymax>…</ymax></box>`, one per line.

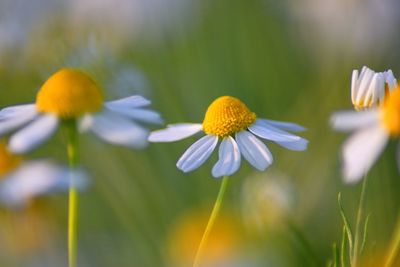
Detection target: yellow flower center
<box><xmin>36</xmin><ymin>69</ymin><xmax>103</xmax><ymax>119</ymax></box>
<box><xmin>202</xmin><ymin>96</ymin><xmax>256</xmax><ymax>137</ymax></box>
<box><xmin>0</xmin><ymin>142</ymin><xmax>22</xmax><ymax>176</ymax></box>
<box><xmin>381</xmin><ymin>87</ymin><xmax>400</xmax><ymax>136</ymax></box>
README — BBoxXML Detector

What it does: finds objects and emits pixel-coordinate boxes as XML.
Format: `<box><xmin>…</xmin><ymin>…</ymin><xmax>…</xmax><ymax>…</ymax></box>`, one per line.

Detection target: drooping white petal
<box><xmin>89</xmin><ymin>110</ymin><xmax>149</xmax><ymax>149</ymax></box>
<box><xmin>248</xmin><ymin>120</ymin><xmax>302</xmax><ymax>142</ymax></box>
<box><xmin>0</xmin><ymin>106</ymin><xmax>38</xmax><ymax>136</ymax></box>
<box><xmin>275</xmin><ymin>138</ymin><xmax>309</xmax><ymax>151</ymax></box>
<box><xmin>235</xmin><ymin>131</ymin><xmax>273</xmax><ymax>171</ymax></box>
<box><xmin>0</xmin><ymin>104</ymin><xmax>36</xmax><ymax>120</ymax></box>
<box><xmin>351</xmin><ymin>69</ymin><xmax>359</xmax><ymax>103</ymax></box>
<box><xmin>105</xmin><ymin>95</ymin><xmax>151</xmax><ymax>109</ymax></box>
<box><xmin>385</xmin><ymin>69</ymin><xmax>397</xmax><ymax>91</ymax></box>
<box><xmin>106</xmin><ymin>106</ymin><xmax>163</xmax><ymax>124</ymax></box>
<box><xmin>78</xmin><ymin>114</ymin><xmax>94</xmax><ymax>132</ymax></box>
<box><xmin>330</xmin><ymin>109</ymin><xmax>380</xmax><ymax>132</ymax></box>
<box><xmin>342</xmin><ymin>125</ymin><xmax>388</xmax><ymax>184</ymax></box>
<box><xmin>149</xmin><ymin>123</ymin><xmax>203</xmax><ymax>142</ymax></box>
<box><xmin>256</xmin><ymin>118</ymin><xmax>306</xmax><ymax>132</ymax></box>
<box><xmin>0</xmin><ymin>160</ymin><xmax>89</xmax><ymax>207</ymax></box>
<box><xmin>177</xmin><ymin>135</ymin><xmax>218</xmax><ymax>173</ymax></box>
<box><xmin>9</xmin><ymin>114</ymin><xmax>59</xmax><ymax>154</ymax></box>
<box><xmin>212</xmin><ymin>136</ymin><xmax>241</xmax><ymax>178</ymax></box>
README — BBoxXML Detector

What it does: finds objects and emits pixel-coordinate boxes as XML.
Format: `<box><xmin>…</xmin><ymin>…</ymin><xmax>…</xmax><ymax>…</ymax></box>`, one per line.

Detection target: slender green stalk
<box><xmin>383</xmin><ymin>215</ymin><xmax>400</xmax><ymax>267</ymax></box>
<box><xmin>353</xmin><ymin>175</ymin><xmax>368</xmax><ymax>267</ymax></box>
<box><xmin>66</xmin><ymin>119</ymin><xmax>80</xmax><ymax>267</ymax></box>
<box><xmin>192</xmin><ymin>176</ymin><xmax>229</xmax><ymax>267</ymax></box>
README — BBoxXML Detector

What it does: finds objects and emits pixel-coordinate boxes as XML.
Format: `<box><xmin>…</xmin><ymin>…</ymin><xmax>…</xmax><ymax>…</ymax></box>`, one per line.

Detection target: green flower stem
<box><xmin>66</xmin><ymin>119</ymin><xmax>80</xmax><ymax>267</ymax></box>
<box><xmin>192</xmin><ymin>176</ymin><xmax>229</xmax><ymax>267</ymax></box>
<box><xmin>384</xmin><ymin>215</ymin><xmax>400</xmax><ymax>267</ymax></box>
<box><xmin>353</xmin><ymin>175</ymin><xmax>368</xmax><ymax>267</ymax></box>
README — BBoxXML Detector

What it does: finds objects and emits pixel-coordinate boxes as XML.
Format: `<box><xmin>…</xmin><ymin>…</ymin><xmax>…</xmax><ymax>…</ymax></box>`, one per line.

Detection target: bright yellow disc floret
<box><xmin>0</xmin><ymin>142</ymin><xmax>22</xmax><ymax>176</ymax></box>
<box><xmin>203</xmin><ymin>96</ymin><xmax>256</xmax><ymax>137</ymax></box>
<box><xmin>36</xmin><ymin>69</ymin><xmax>103</xmax><ymax>119</ymax></box>
<box><xmin>381</xmin><ymin>87</ymin><xmax>400</xmax><ymax>136</ymax></box>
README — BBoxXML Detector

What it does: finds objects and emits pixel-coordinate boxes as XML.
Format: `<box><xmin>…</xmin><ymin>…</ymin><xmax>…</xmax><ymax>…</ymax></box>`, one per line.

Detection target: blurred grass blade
<box><xmin>341</xmin><ymin>226</ymin><xmax>347</xmax><ymax>267</ymax></box>
<box><xmin>361</xmin><ymin>213</ymin><xmax>371</xmax><ymax>254</ymax></box>
<box><xmin>353</xmin><ymin>175</ymin><xmax>368</xmax><ymax>267</ymax></box>
<box><xmin>338</xmin><ymin>193</ymin><xmax>354</xmax><ymax>265</ymax></box>
<box><xmin>332</xmin><ymin>243</ymin><xmax>339</xmax><ymax>267</ymax></box>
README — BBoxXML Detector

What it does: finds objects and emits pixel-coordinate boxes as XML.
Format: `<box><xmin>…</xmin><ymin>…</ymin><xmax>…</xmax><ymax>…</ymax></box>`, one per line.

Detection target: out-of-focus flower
<box><xmin>167</xmin><ymin>210</ymin><xmax>244</xmax><ymax>267</ymax></box>
<box><xmin>0</xmin><ymin>142</ymin><xmax>87</xmax><ymax>207</ymax></box>
<box><xmin>241</xmin><ymin>171</ymin><xmax>295</xmax><ymax>233</ymax></box>
<box><xmin>149</xmin><ymin>96</ymin><xmax>308</xmax><ymax>177</ymax></box>
<box><xmin>287</xmin><ymin>0</ymin><xmax>400</xmax><ymax>54</ymax></box>
<box><xmin>351</xmin><ymin>66</ymin><xmax>397</xmax><ymax>110</ymax></box>
<box><xmin>331</xmin><ymin>87</ymin><xmax>400</xmax><ymax>183</ymax></box>
<box><xmin>0</xmin><ymin>68</ymin><xmax>162</xmax><ymax>153</ymax></box>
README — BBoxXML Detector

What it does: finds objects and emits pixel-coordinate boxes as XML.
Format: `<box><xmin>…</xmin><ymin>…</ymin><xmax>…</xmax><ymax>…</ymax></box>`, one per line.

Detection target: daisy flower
<box><xmin>0</xmin><ymin>142</ymin><xmax>87</xmax><ymax>208</ymax></box>
<box><xmin>351</xmin><ymin>66</ymin><xmax>397</xmax><ymax>110</ymax></box>
<box><xmin>331</xmin><ymin>86</ymin><xmax>400</xmax><ymax>184</ymax></box>
<box><xmin>0</xmin><ymin>68</ymin><xmax>162</xmax><ymax>154</ymax></box>
<box><xmin>149</xmin><ymin>96</ymin><xmax>308</xmax><ymax>178</ymax></box>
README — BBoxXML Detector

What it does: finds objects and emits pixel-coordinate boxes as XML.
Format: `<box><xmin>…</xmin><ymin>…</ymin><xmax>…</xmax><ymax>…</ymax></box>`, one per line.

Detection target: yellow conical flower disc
<box><xmin>36</xmin><ymin>69</ymin><xmax>103</xmax><ymax>119</ymax></box>
<box><xmin>203</xmin><ymin>96</ymin><xmax>256</xmax><ymax>137</ymax></box>
<box><xmin>382</xmin><ymin>87</ymin><xmax>400</xmax><ymax>136</ymax></box>
<box><xmin>0</xmin><ymin>142</ymin><xmax>22</xmax><ymax>176</ymax></box>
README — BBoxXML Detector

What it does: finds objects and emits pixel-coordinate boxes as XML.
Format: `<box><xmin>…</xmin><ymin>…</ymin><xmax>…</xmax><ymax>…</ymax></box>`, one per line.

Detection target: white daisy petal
<box><xmin>330</xmin><ymin>109</ymin><xmax>380</xmax><ymax>132</ymax></box>
<box><xmin>106</xmin><ymin>95</ymin><xmax>151</xmax><ymax>109</ymax></box>
<box><xmin>177</xmin><ymin>135</ymin><xmax>218</xmax><ymax>173</ymax></box>
<box><xmin>235</xmin><ymin>131</ymin><xmax>273</xmax><ymax>171</ymax></box>
<box><xmin>106</xmin><ymin>106</ymin><xmax>163</xmax><ymax>124</ymax></box>
<box><xmin>351</xmin><ymin>69</ymin><xmax>359</xmax><ymax>103</ymax></box>
<box><xmin>89</xmin><ymin>110</ymin><xmax>149</xmax><ymax>148</ymax></box>
<box><xmin>0</xmin><ymin>106</ymin><xmax>38</xmax><ymax>136</ymax></box>
<box><xmin>342</xmin><ymin>125</ymin><xmax>388</xmax><ymax>184</ymax></box>
<box><xmin>385</xmin><ymin>69</ymin><xmax>397</xmax><ymax>91</ymax></box>
<box><xmin>355</xmin><ymin>68</ymin><xmax>374</xmax><ymax>104</ymax></box>
<box><xmin>212</xmin><ymin>136</ymin><xmax>241</xmax><ymax>178</ymax></box>
<box><xmin>248</xmin><ymin>120</ymin><xmax>301</xmax><ymax>142</ymax></box>
<box><xmin>256</xmin><ymin>118</ymin><xmax>306</xmax><ymax>132</ymax></box>
<box><xmin>0</xmin><ymin>104</ymin><xmax>36</xmax><ymax>120</ymax></box>
<box><xmin>0</xmin><ymin>160</ymin><xmax>88</xmax><ymax>207</ymax></box>
<box><xmin>9</xmin><ymin>114</ymin><xmax>59</xmax><ymax>154</ymax></box>
<box><xmin>149</xmin><ymin>123</ymin><xmax>203</xmax><ymax>142</ymax></box>
<box><xmin>78</xmin><ymin>114</ymin><xmax>94</xmax><ymax>132</ymax></box>
<box><xmin>275</xmin><ymin>138</ymin><xmax>309</xmax><ymax>151</ymax></box>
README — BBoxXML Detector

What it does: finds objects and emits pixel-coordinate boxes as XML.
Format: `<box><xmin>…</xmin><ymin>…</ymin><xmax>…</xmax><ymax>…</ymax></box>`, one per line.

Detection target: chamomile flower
<box><xmin>149</xmin><ymin>96</ymin><xmax>308</xmax><ymax>178</ymax></box>
<box><xmin>0</xmin><ymin>68</ymin><xmax>162</xmax><ymax>153</ymax></box>
<box><xmin>331</xmin><ymin>87</ymin><xmax>400</xmax><ymax>184</ymax></box>
<box><xmin>351</xmin><ymin>66</ymin><xmax>397</xmax><ymax>110</ymax></box>
<box><xmin>0</xmin><ymin>142</ymin><xmax>87</xmax><ymax>208</ymax></box>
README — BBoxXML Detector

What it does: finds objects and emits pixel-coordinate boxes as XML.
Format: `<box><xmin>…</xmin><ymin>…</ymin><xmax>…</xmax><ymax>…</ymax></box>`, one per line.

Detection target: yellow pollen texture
<box><xmin>203</xmin><ymin>96</ymin><xmax>256</xmax><ymax>137</ymax></box>
<box><xmin>382</xmin><ymin>87</ymin><xmax>400</xmax><ymax>136</ymax></box>
<box><xmin>0</xmin><ymin>142</ymin><xmax>22</xmax><ymax>176</ymax></box>
<box><xmin>36</xmin><ymin>69</ymin><xmax>103</xmax><ymax>119</ymax></box>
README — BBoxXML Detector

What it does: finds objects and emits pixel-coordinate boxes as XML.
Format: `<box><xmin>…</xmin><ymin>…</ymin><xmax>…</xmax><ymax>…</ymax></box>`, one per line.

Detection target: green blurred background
<box><xmin>1</xmin><ymin>0</ymin><xmax>400</xmax><ymax>266</ymax></box>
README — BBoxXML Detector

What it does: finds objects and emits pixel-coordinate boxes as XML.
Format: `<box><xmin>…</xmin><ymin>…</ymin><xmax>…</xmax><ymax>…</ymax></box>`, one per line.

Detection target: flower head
<box><xmin>351</xmin><ymin>66</ymin><xmax>397</xmax><ymax>110</ymax></box>
<box><xmin>0</xmin><ymin>142</ymin><xmax>87</xmax><ymax>207</ymax></box>
<box><xmin>0</xmin><ymin>68</ymin><xmax>162</xmax><ymax>153</ymax></box>
<box><xmin>149</xmin><ymin>96</ymin><xmax>308</xmax><ymax>178</ymax></box>
<box><xmin>331</xmin><ymin>86</ymin><xmax>400</xmax><ymax>183</ymax></box>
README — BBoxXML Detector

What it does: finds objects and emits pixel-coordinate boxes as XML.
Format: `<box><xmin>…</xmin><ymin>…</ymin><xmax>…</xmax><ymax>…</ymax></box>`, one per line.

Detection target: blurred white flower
<box><xmin>331</xmin><ymin>87</ymin><xmax>400</xmax><ymax>183</ymax></box>
<box><xmin>0</xmin><ymin>68</ymin><xmax>162</xmax><ymax>153</ymax></box>
<box><xmin>288</xmin><ymin>0</ymin><xmax>400</xmax><ymax>53</ymax></box>
<box><xmin>241</xmin><ymin>171</ymin><xmax>295</xmax><ymax>233</ymax></box>
<box><xmin>351</xmin><ymin>66</ymin><xmax>397</xmax><ymax>110</ymax></box>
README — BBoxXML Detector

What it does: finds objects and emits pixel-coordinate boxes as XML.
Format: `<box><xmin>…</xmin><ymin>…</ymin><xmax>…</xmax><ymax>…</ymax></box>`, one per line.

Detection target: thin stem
<box><xmin>192</xmin><ymin>176</ymin><xmax>229</xmax><ymax>267</ymax></box>
<box><xmin>353</xmin><ymin>175</ymin><xmax>368</xmax><ymax>267</ymax></box>
<box><xmin>383</xmin><ymin>215</ymin><xmax>400</xmax><ymax>267</ymax></box>
<box><xmin>66</xmin><ymin>119</ymin><xmax>80</xmax><ymax>267</ymax></box>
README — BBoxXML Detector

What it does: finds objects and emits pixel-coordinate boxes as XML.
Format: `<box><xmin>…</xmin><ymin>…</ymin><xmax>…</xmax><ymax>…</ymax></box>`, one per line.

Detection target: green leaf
<box><xmin>338</xmin><ymin>193</ymin><xmax>354</xmax><ymax>264</ymax></box>
<box><xmin>360</xmin><ymin>213</ymin><xmax>371</xmax><ymax>254</ymax></box>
